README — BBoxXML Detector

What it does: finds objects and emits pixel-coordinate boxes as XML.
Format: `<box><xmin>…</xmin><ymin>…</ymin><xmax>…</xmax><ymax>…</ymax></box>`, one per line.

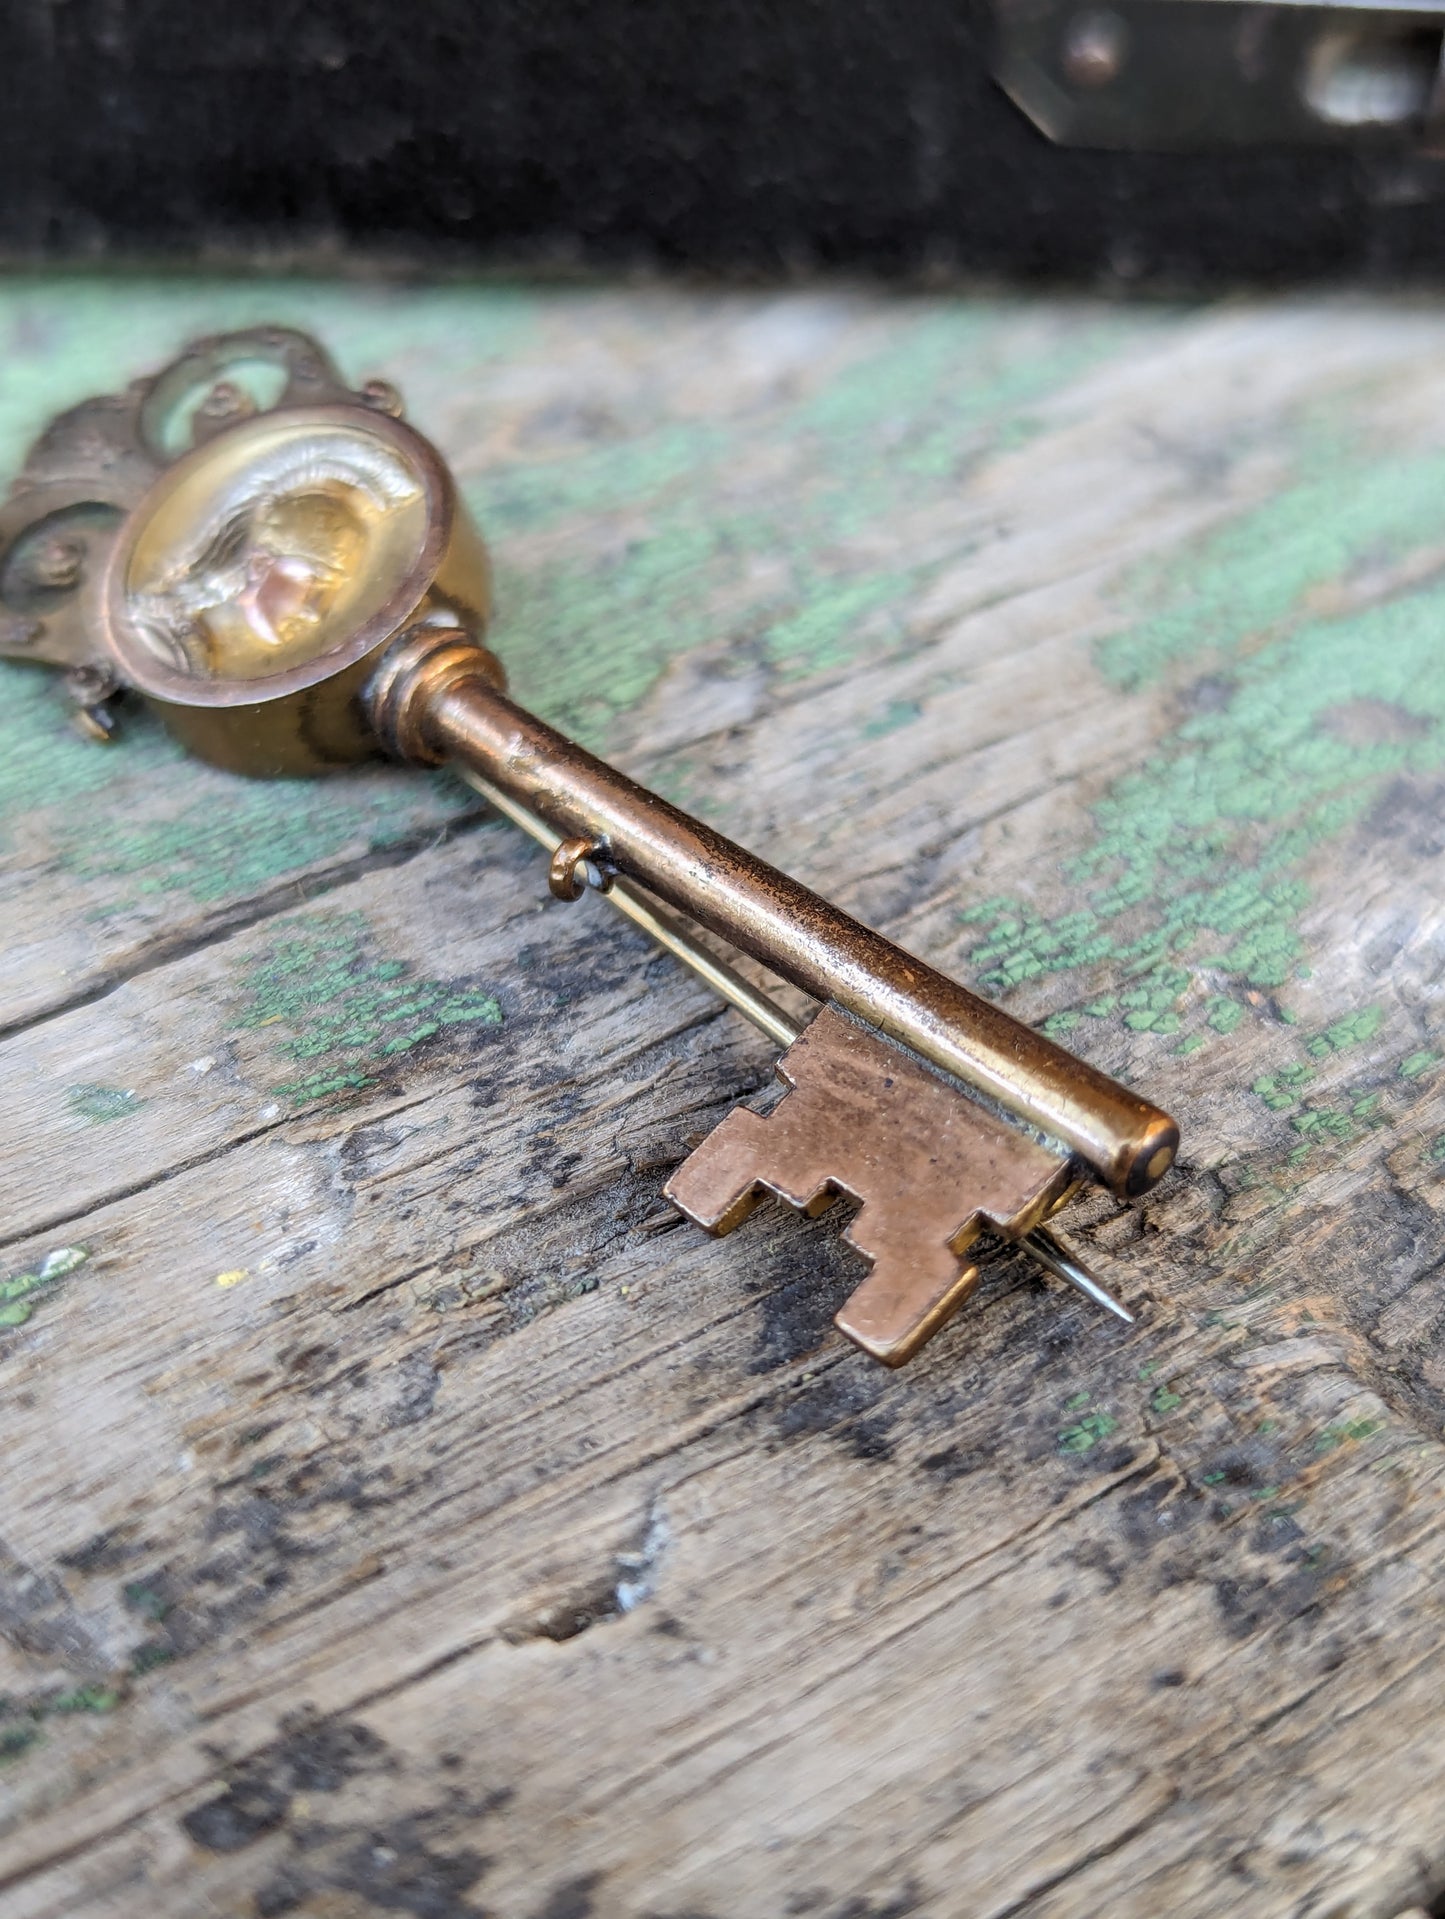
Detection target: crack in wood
<box><xmin>0</xmin><ymin>806</ymin><xmax>495</xmax><ymax>1046</ymax></box>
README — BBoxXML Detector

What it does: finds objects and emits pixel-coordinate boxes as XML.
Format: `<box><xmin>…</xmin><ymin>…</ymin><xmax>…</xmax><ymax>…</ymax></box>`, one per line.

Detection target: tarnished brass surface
<box><xmin>456</xmin><ymin>764</ymin><xmax>804</xmax><ymax>1052</ymax></box>
<box><xmin>666</xmin><ymin>1004</ymin><xmax>1075</xmax><ymax>1365</ymax></box>
<box><xmin>101</xmin><ymin>408</ymin><xmax>490</xmax><ymax>776</ymax></box>
<box><xmin>547</xmin><ymin>836</ymin><xmax>611</xmax><ymax>901</ymax></box>
<box><xmin>365</xmin><ymin>622</ymin><xmax>506</xmax><ymax>766</ymax></box>
<box><xmin>4</xmin><ymin>327</ymin><xmax>1181</xmax><ymax>1364</ymax></box>
<box><xmin>112</xmin><ymin>412</ymin><xmax>436</xmax><ymax>687</ymax></box>
<box><xmin>0</xmin><ymin>327</ymin><xmax>366</xmax><ymax>677</ymax></box>
<box><xmin>454</xmin><ymin>758</ymin><xmax>1136</xmax><ymax>1329</ymax></box>
<box><xmin>0</xmin><ymin>329</ymin><xmax>493</xmax><ymax>776</ymax></box>
<box><xmin>405</xmin><ymin>668</ymin><xmax>1178</xmax><ymax>1199</ymax></box>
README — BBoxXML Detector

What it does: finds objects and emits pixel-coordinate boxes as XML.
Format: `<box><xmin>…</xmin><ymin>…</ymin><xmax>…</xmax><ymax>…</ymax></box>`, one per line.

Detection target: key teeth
<box><xmin>832</xmin><ymin>1191</ymin><xmax>984</xmax><ymax>1363</ymax></box>
<box><xmin>835</xmin><ymin>1259</ymin><xmax>982</xmax><ymax>1368</ymax></box>
<box><xmin>665</xmin><ymin>1005</ymin><xmax>1071</xmax><ymax>1366</ymax></box>
<box><xmin>663</xmin><ymin>1105</ymin><xmax>831</xmax><ymax>1234</ymax></box>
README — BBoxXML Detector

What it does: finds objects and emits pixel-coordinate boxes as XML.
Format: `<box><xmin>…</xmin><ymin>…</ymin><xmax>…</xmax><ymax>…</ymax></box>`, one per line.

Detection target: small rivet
<box><xmin>360</xmin><ymin>378</ymin><xmax>404</xmax><ymax>418</ymax></box>
<box><xmin>197</xmin><ymin>379</ymin><xmax>254</xmax><ymax>425</ymax></box>
<box><xmin>27</xmin><ymin>534</ymin><xmax>85</xmax><ymax>591</ymax></box>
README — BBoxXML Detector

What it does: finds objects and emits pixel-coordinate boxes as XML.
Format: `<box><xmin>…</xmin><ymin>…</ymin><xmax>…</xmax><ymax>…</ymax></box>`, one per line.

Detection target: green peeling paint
<box><xmin>1242</xmin><ymin>1004</ymin><xmax>1425</xmax><ymax>1169</ymax></box>
<box><xmin>1307</xmin><ymin>1007</ymin><xmax>1383</xmax><ymax>1057</ymax></box>
<box><xmin>0</xmin><ymin>1676</ymin><xmax>123</xmax><ymax>1766</ymax></box>
<box><xmin>1290</xmin><ymin>1105</ymin><xmax>1359</xmax><ymax>1150</ymax></box>
<box><xmin>2</xmin><ymin>642</ymin><xmax>475</xmax><ymax>921</ymax></box>
<box><xmin>1253</xmin><ymin>1064</ymin><xmax>1315</xmax><ymax>1111</ymax></box>
<box><xmin>235</xmin><ymin>913</ymin><xmax>502</xmax><ymax>1104</ymax></box>
<box><xmin>483</xmin><ymin>302</ymin><xmax>1158</xmax><ymax>746</ymax></box>
<box><xmin>0</xmin><ymin>666</ymin><xmax>156</xmax><ymax>842</ymax></box>
<box><xmin>1099</xmin><ymin>419</ymin><xmax>1445</xmax><ymax>693</ymax></box>
<box><xmin>46</xmin><ymin>1684</ymin><xmax>119</xmax><ymax>1714</ymax></box>
<box><xmin>962</xmin><ymin>408</ymin><xmax>1445</xmax><ymax>1054</ymax></box>
<box><xmin>122</xmin><ymin>1580</ymin><xmax>170</xmax><ymax>1623</ymax></box>
<box><xmin>1314</xmin><ymin>1417</ymin><xmax>1383</xmax><ymax>1453</ymax></box>
<box><xmin>862</xmin><ymin>699</ymin><xmax>923</xmax><ymax>741</ymax></box>
<box><xmin>58</xmin><ymin>758</ymin><xmax>474</xmax><ymax>907</ymax></box>
<box><xmin>1058</xmin><ymin>1410</ymin><xmax>1118</xmax><ymax>1454</ymax></box>
<box><xmin>0</xmin><ymin>1246</ymin><xmax>88</xmax><ymax>1328</ymax></box>
<box><xmin>65</xmin><ymin>1084</ymin><xmax>143</xmax><ymax>1123</ymax></box>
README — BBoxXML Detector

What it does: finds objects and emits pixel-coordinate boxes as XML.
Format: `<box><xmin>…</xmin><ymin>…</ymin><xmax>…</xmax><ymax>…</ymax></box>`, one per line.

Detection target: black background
<box><xmin>5</xmin><ymin>0</ymin><xmax>1444</xmax><ymax>280</ymax></box>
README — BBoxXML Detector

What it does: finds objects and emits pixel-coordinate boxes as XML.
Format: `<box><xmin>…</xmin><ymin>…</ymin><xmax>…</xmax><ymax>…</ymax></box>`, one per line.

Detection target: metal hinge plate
<box><xmin>995</xmin><ymin>0</ymin><xmax>1445</xmax><ymax>147</ymax></box>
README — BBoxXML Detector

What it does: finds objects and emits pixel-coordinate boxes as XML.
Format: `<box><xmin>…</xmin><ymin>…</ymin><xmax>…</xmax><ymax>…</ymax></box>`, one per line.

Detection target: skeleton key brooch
<box><xmin>0</xmin><ymin>329</ymin><xmax>1178</xmax><ymax>1366</ymax></box>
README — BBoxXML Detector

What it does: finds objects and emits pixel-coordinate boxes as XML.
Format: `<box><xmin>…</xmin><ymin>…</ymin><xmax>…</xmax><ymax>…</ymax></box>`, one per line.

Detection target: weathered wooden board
<box><xmin>3</xmin><ymin>280</ymin><xmax>1445</xmax><ymax>1919</ymax></box>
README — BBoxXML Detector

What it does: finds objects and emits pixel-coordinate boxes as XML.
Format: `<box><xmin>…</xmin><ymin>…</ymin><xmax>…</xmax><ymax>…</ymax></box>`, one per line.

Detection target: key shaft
<box><xmin>372</xmin><ymin>634</ymin><xmax>1177</xmax><ymax>1200</ymax></box>
<box><xmin>459</xmin><ymin>761</ymin><xmax>1135</xmax><ymax>1329</ymax></box>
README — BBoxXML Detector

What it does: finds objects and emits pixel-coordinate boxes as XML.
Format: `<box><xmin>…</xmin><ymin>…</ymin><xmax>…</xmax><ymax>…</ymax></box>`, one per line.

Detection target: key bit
<box><xmin>0</xmin><ymin>327</ymin><xmax>1178</xmax><ymax>1371</ymax></box>
<box><xmin>460</xmin><ymin>765</ymin><xmax>1135</xmax><ymax>1336</ymax></box>
<box><xmin>665</xmin><ymin>1004</ymin><xmax>1075</xmax><ymax>1366</ymax></box>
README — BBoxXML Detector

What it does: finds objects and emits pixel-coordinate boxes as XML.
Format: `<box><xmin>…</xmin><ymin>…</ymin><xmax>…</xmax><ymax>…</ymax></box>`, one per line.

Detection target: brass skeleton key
<box><xmin>0</xmin><ymin>328</ymin><xmax>1178</xmax><ymax>1367</ymax></box>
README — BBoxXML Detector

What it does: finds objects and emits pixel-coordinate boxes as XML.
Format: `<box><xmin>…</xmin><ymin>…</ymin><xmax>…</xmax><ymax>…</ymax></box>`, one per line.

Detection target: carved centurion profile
<box><xmin>122</xmin><ymin>436</ymin><xmax>424</xmax><ymax>682</ymax></box>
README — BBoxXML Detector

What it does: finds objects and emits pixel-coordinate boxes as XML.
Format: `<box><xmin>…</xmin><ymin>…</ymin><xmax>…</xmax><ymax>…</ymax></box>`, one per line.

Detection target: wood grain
<box><xmin>2</xmin><ymin>281</ymin><xmax>1444</xmax><ymax>1919</ymax></box>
